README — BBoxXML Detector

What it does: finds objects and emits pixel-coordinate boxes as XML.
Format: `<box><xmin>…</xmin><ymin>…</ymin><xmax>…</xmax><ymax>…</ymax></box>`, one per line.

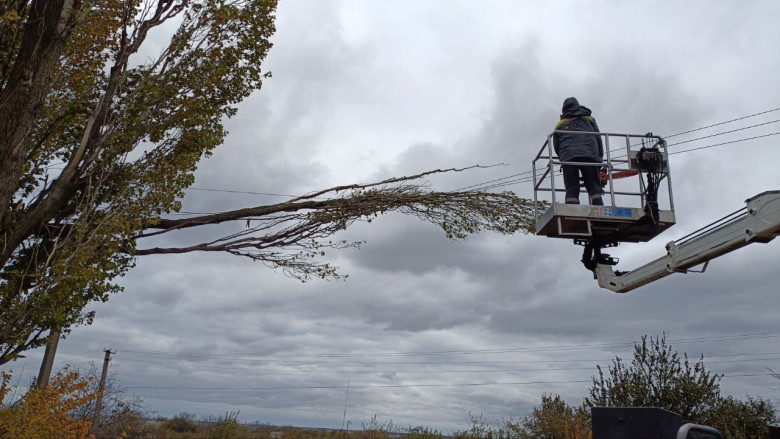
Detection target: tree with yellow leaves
<box><xmin>0</xmin><ymin>367</ymin><xmax>96</xmax><ymax>439</ymax></box>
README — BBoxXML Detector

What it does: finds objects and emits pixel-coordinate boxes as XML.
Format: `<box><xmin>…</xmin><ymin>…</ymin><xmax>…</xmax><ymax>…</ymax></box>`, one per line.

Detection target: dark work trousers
<box><xmin>562</xmin><ymin>157</ymin><xmax>604</xmax><ymax>205</ymax></box>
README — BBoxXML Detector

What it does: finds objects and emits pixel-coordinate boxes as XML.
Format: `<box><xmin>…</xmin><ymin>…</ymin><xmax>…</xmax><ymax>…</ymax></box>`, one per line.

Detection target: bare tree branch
<box><xmin>134</xmin><ymin>167</ymin><xmax>539</xmax><ymax>280</ymax></box>
<box><xmin>0</xmin><ymin>1</ymin><xmax>539</xmax><ymax>365</ymax></box>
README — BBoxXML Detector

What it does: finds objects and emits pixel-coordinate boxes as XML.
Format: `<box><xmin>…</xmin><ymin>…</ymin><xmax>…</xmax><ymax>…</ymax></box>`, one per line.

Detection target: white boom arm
<box><xmin>596</xmin><ymin>191</ymin><xmax>780</xmax><ymax>293</ymax></box>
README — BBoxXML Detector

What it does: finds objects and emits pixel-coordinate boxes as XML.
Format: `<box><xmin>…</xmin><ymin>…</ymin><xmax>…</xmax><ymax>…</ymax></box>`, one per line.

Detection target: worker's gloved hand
<box><xmin>599</xmin><ymin>166</ymin><xmax>609</xmax><ymax>187</ymax></box>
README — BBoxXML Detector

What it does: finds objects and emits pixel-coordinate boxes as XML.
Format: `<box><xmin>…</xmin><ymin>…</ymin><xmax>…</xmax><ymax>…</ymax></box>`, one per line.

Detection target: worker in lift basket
<box><xmin>552</xmin><ymin>97</ymin><xmax>604</xmax><ymax>206</ymax></box>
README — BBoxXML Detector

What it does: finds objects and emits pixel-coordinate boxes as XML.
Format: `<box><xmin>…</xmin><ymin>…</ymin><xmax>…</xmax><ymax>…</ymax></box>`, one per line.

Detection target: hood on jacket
<box><xmin>561</xmin><ymin>97</ymin><xmax>592</xmax><ymax>118</ymax></box>
<box><xmin>562</xmin><ymin>97</ymin><xmax>579</xmax><ymax>112</ymax></box>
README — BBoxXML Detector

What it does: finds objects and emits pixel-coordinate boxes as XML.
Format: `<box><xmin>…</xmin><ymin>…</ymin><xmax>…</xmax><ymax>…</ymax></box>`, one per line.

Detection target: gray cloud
<box><xmin>7</xmin><ymin>0</ymin><xmax>780</xmax><ymax>433</ymax></box>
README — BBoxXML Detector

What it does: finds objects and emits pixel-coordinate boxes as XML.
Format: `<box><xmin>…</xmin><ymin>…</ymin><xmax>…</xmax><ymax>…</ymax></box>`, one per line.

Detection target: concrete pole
<box><xmin>94</xmin><ymin>349</ymin><xmax>112</xmax><ymax>418</ymax></box>
<box><xmin>35</xmin><ymin>327</ymin><xmax>61</xmax><ymax>389</ymax></box>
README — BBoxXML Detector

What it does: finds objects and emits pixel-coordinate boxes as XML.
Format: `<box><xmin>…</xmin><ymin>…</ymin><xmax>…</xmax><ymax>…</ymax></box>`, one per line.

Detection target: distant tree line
<box><xmin>1</xmin><ymin>335</ymin><xmax>776</xmax><ymax>438</ymax></box>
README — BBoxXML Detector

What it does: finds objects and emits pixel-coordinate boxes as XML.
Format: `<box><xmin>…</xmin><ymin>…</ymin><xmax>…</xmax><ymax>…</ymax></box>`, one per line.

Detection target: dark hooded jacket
<box><xmin>552</xmin><ymin>97</ymin><xmax>603</xmax><ymax>162</ymax></box>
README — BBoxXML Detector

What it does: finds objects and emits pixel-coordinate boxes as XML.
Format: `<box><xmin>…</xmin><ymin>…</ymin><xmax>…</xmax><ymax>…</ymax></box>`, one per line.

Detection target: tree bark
<box><xmin>0</xmin><ymin>0</ymin><xmax>78</xmax><ymax>253</ymax></box>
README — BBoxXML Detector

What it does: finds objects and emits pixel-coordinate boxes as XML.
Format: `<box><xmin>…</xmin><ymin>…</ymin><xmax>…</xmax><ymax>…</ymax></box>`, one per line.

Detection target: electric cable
<box><xmin>664</xmin><ymin>107</ymin><xmax>780</xmax><ymax>139</ymax></box>
<box><xmin>187</xmin><ymin>187</ymin><xmax>299</xmax><ymax>198</ymax></box>
<box><xmin>111</xmin><ymin>354</ymin><xmax>780</xmax><ymax>375</ymax></box>
<box><xmin>158</xmin><ymin>107</ymin><xmax>778</xmax><ymax>219</ymax></box>
<box><xmin>668</xmin><ymin>131</ymin><xmax>780</xmax><ymax>155</ymax></box>
<box><xmin>125</xmin><ymin>372</ymin><xmax>777</xmax><ymax>392</ymax></box>
<box><xmin>471</xmin><ymin>129</ymin><xmax>780</xmax><ymax>193</ymax></box>
<box><xmin>461</xmin><ymin>107</ymin><xmax>780</xmax><ymax>193</ymax></box>
<box><xmin>665</xmin><ymin>119</ymin><xmax>780</xmax><ymax>147</ymax></box>
<box><xmin>115</xmin><ymin>331</ymin><xmax>780</xmax><ymax>361</ymax></box>
<box><xmin>127</xmin><ymin>379</ymin><xmax>593</xmax><ymax>390</ymax></box>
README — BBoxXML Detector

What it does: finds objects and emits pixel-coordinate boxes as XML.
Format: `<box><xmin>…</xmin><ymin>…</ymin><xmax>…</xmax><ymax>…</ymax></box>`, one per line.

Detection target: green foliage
<box><xmin>165</xmin><ymin>412</ymin><xmax>199</xmax><ymax>433</ymax></box>
<box><xmin>452</xmin><ymin>413</ymin><xmax>515</xmax><ymax>439</ymax></box>
<box><xmin>357</xmin><ymin>414</ymin><xmax>394</xmax><ymax>439</ymax></box>
<box><xmin>405</xmin><ymin>426</ymin><xmax>443</xmax><ymax>439</ymax></box>
<box><xmin>0</xmin><ymin>0</ymin><xmax>277</xmax><ymax>364</ymax></box>
<box><xmin>508</xmin><ymin>394</ymin><xmax>591</xmax><ymax>439</ymax></box>
<box><xmin>583</xmin><ymin>333</ymin><xmax>777</xmax><ymax>436</ymax></box>
<box><xmin>208</xmin><ymin>411</ymin><xmax>251</xmax><ymax>439</ymax></box>
<box><xmin>701</xmin><ymin>395</ymin><xmax>777</xmax><ymax>439</ymax></box>
<box><xmin>585</xmin><ymin>334</ymin><xmax>722</xmax><ymax>421</ymax></box>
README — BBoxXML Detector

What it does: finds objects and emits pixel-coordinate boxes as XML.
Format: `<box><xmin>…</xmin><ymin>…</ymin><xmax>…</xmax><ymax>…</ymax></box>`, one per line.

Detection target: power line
<box><xmin>668</xmin><ymin>131</ymin><xmax>780</xmax><ymax>155</ymax></box>
<box><xmin>151</xmin><ymin>107</ymin><xmax>779</xmax><ymax>220</ymax></box>
<box><xmin>114</xmin><ymin>354</ymin><xmax>780</xmax><ymax>375</ymax></box>
<box><xmin>125</xmin><ymin>372</ymin><xmax>777</xmax><ymax>391</ymax></box>
<box><xmin>473</xmin><ymin>128</ymin><xmax>780</xmax><ymax>193</ymax></box>
<box><xmin>116</xmin><ymin>332</ymin><xmax>780</xmax><ymax>361</ymax></box>
<box><xmin>167</xmin><ymin>210</ymin><xmax>219</xmax><ymax>216</ymax></box>
<box><xmin>664</xmin><ymin>107</ymin><xmax>780</xmax><ymax>139</ymax></box>
<box><xmin>28</xmin><ymin>107</ymin><xmax>780</xmax><ymax>206</ymax></box>
<box><xmin>187</xmin><ymin>187</ymin><xmax>299</xmax><ymax>198</ymax></box>
<box><xmin>117</xmin><ymin>357</ymin><xmax>600</xmax><ymax>373</ymax></box>
<box><xmin>604</xmin><ymin>109</ymin><xmax>780</xmax><ymax>156</ymax></box>
<box><xmin>127</xmin><ymin>378</ymin><xmax>593</xmax><ymax>391</ymax></box>
<box><xmin>112</xmin><ymin>332</ymin><xmax>780</xmax><ymax>393</ymax></box>
<box><xmin>120</xmin><ymin>342</ymin><xmax>633</xmax><ymax>358</ymax></box>
<box><xmin>166</xmin><ymin>107</ymin><xmax>778</xmax><ymax>201</ymax></box>
<box><xmin>455</xmin><ymin>170</ymin><xmax>536</xmax><ymax>192</ymax></box>
<box><xmin>462</xmin><ymin>107</ymin><xmax>780</xmax><ymax>193</ymax></box>
<box><xmin>665</xmin><ymin>119</ymin><xmax>780</xmax><ymax>147</ymax></box>
<box><xmin>117</xmin><ymin>357</ymin><xmax>611</xmax><ymax>365</ymax></box>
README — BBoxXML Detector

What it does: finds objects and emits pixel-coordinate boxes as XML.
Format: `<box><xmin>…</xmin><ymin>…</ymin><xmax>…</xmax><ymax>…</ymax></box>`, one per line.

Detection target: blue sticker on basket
<box><xmin>599</xmin><ymin>207</ymin><xmax>633</xmax><ymax>217</ymax></box>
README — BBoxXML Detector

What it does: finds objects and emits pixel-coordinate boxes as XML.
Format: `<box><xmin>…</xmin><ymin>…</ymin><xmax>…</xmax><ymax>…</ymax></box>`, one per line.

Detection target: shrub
<box><xmin>452</xmin><ymin>413</ymin><xmax>511</xmax><ymax>439</ymax></box>
<box><xmin>69</xmin><ymin>362</ymin><xmax>151</xmax><ymax>439</ymax></box>
<box><xmin>701</xmin><ymin>395</ymin><xmax>777</xmax><ymax>439</ymax></box>
<box><xmin>165</xmin><ymin>412</ymin><xmax>199</xmax><ymax>433</ymax></box>
<box><xmin>509</xmin><ymin>394</ymin><xmax>591</xmax><ymax>439</ymax></box>
<box><xmin>405</xmin><ymin>426</ymin><xmax>443</xmax><ymax>439</ymax></box>
<box><xmin>208</xmin><ymin>411</ymin><xmax>252</xmax><ymax>439</ymax></box>
<box><xmin>0</xmin><ymin>367</ymin><xmax>96</xmax><ymax>439</ymax></box>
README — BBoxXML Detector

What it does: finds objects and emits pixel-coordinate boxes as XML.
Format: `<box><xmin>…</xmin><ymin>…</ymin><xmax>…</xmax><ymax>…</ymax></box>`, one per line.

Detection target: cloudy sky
<box><xmin>6</xmin><ymin>0</ymin><xmax>780</xmax><ymax>432</ymax></box>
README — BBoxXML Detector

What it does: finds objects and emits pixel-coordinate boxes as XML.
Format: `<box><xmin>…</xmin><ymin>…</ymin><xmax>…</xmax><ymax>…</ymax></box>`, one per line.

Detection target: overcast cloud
<box><xmin>5</xmin><ymin>0</ymin><xmax>780</xmax><ymax>432</ymax></box>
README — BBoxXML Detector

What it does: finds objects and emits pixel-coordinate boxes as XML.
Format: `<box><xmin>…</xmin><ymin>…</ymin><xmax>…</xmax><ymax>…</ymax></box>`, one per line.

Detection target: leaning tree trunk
<box><xmin>0</xmin><ymin>0</ymin><xmax>79</xmax><ymax>265</ymax></box>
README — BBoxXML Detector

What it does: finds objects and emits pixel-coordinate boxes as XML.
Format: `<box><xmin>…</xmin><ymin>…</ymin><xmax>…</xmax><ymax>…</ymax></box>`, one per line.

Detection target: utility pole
<box><xmin>35</xmin><ymin>327</ymin><xmax>61</xmax><ymax>389</ymax></box>
<box><xmin>94</xmin><ymin>349</ymin><xmax>114</xmax><ymax>419</ymax></box>
<box><xmin>341</xmin><ymin>379</ymin><xmax>350</xmax><ymax>439</ymax></box>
